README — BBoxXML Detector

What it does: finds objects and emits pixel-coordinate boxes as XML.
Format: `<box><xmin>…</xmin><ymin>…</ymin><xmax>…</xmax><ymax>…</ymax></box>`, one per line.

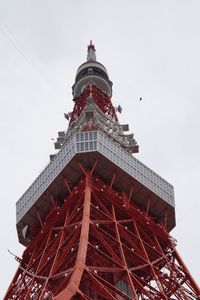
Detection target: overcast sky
<box><xmin>0</xmin><ymin>0</ymin><xmax>200</xmax><ymax>297</ymax></box>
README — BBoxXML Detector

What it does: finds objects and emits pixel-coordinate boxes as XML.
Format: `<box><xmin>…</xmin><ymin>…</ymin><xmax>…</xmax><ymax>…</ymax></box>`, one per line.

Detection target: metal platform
<box><xmin>16</xmin><ymin>130</ymin><xmax>175</xmax><ymax>245</ymax></box>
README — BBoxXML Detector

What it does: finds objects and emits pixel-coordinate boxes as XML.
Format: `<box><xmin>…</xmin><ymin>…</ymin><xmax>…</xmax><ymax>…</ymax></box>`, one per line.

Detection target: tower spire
<box><xmin>87</xmin><ymin>40</ymin><xmax>96</xmax><ymax>61</ymax></box>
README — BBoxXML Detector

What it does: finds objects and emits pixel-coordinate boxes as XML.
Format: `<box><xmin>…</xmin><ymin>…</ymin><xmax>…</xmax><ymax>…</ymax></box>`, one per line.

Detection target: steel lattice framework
<box><xmin>69</xmin><ymin>84</ymin><xmax>118</xmax><ymax>125</ymax></box>
<box><xmin>4</xmin><ymin>42</ymin><xmax>200</xmax><ymax>299</ymax></box>
<box><xmin>5</xmin><ymin>170</ymin><xmax>200</xmax><ymax>299</ymax></box>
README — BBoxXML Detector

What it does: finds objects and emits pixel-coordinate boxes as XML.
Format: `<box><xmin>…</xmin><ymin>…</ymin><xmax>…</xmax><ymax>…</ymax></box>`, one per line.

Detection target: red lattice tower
<box><xmin>4</xmin><ymin>42</ymin><xmax>200</xmax><ymax>299</ymax></box>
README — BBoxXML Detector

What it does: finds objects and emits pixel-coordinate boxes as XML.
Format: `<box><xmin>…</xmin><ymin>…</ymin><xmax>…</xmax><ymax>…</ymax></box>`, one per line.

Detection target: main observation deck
<box><xmin>16</xmin><ymin>129</ymin><xmax>175</xmax><ymax>245</ymax></box>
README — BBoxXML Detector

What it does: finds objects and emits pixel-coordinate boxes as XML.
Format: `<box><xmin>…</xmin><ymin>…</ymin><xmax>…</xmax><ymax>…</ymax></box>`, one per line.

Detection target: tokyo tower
<box><xmin>4</xmin><ymin>42</ymin><xmax>200</xmax><ymax>299</ymax></box>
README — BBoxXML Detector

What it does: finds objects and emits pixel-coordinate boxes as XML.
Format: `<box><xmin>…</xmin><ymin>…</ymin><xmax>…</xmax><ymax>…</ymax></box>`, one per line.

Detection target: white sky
<box><xmin>0</xmin><ymin>0</ymin><xmax>199</xmax><ymax>297</ymax></box>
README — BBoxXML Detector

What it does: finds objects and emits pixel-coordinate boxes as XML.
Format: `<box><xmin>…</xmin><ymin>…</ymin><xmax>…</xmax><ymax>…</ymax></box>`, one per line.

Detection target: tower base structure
<box><xmin>5</xmin><ymin>167</ymin><xmax>200</xmax><ymax>299</ymax></box>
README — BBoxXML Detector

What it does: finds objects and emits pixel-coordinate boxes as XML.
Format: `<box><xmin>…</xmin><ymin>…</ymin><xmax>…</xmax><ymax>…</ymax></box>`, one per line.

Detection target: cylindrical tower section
<box><xmin>72</xmin><ymin>41</ymin><xmax>113</xmax><ymax>99</ymax></box>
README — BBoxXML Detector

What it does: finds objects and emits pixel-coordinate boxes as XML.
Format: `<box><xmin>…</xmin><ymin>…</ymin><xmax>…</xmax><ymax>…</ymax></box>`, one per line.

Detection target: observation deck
<box><xmin>72</xmin><ymin>42</ymin><xmax>113</xmax><ymax>98</ymax></box>
<box><xmin>16</xmin><ymin>129</ymin><xmax>175</xmax><ymax>246</ymax></box>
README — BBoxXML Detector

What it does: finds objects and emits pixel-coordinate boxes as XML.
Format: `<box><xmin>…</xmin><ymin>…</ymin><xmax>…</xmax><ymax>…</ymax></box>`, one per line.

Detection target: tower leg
<box><xmin>4</xmin><ymin>171</ymin><xmax>200</xmax><ymax>299</ymax></box>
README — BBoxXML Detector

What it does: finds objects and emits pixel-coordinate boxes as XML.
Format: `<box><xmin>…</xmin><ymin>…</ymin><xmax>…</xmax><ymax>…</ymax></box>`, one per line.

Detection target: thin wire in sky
<box><xmin>0</xmin><ymin>17</ymin><xmax>67</xmax><ymax>95</ymax></box>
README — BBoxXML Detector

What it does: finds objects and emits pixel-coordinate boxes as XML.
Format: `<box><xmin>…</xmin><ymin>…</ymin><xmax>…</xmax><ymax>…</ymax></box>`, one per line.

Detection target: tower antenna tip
<box><xmin>87</xmin><ymin>40</ymin><xmax>96</xmax><ymax>61</ymax></box>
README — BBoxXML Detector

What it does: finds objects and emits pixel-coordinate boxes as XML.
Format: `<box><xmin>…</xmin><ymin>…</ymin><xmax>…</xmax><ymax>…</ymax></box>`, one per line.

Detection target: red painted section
<box><xmin>4</xmin><ymin>171</ymin><xmax>200</xmax><ymax>299</ymax></box>
<box><xmin>55</xmin><ymin>172</ymin><xmax>91</xmax><ymax>300</ymax></box>
<box><xmin>69</xmin><ymin>84</ymin><xmax>118</xmax><ymax>125</ymax></box>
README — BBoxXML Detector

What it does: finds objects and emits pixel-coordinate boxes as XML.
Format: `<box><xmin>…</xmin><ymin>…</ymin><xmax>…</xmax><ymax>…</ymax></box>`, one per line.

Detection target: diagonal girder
<box><xmin>4</xmin><ymin>171</ymin><xmax>200</xmax><ymax>299</ymax></box>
